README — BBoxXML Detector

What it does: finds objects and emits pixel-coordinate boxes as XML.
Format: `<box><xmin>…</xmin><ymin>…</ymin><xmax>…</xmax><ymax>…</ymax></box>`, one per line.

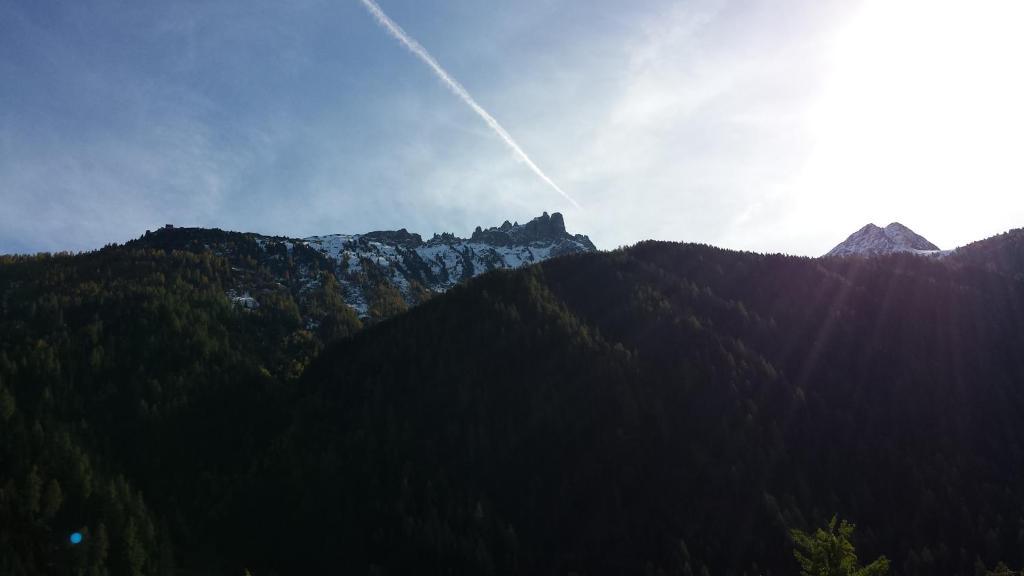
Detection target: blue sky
<box><xmin>2</xmin><ymin>0</ymin><xmax>1022</xmax><ymax>255</ymax></box>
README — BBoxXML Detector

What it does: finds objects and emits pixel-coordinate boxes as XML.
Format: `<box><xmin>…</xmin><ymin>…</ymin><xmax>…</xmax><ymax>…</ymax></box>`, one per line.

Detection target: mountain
<box><xmin>238</xmin><ymin>242</ymin><xmax>1024</xmax><ymax>575</ymax></box>
<box><xmin>825</xmin><ymin>222</ymin><xmax>942</xmax><ymax>257</ymax></box>
<box><xmin>131</xmin><ymin>211</ymin><xmax>595</xmax><ymax>322</ymax></box>
<box><xmin>948</xmin><ymin>228</ymin><xmax>1024</xmax><ymax>280</ymax></box>
<box><xmin>4</xmin><ymin>220</ymin><xmax>1024</xmax><ymax>575</ymax></box>
<box><xmin>304</xmin><ymin>211</ymin><xmax>595</xmax><ymax>317</ymax></box>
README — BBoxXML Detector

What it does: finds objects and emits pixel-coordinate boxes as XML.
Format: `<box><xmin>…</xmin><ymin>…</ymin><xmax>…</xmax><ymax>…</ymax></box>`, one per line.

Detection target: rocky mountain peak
<box><xmin>136</xmin><ymin>212</ymin><xmax>597</xmax><ymax>322</ymax></box>
<box><xmin>361</xmin><ymin>229</ymin><xmax>424</xmax><ymax>248</ymax></box>
<box><xmin>304</xmin><ymin>211</ymin><xmax>597</xmax><ymax>318</ymax></box>
<box><xmin>825</xmin><ymin>222</ymin><xmax>941</xmax><ymax>257</ymax></box>
<box><xmin>469</xmin><ymin>211</ymin><xmax>586</xmax><ymax>247</ymax></box>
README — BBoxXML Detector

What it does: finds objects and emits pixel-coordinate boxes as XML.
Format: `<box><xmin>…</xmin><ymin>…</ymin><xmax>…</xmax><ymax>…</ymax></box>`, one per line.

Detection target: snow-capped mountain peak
<box><xmin>134</xmin><ymin>212</ymin><xmax>596</xmax><ymax>324</ymax></box>
<box><xmin>825</xmin><ymin>222</ymin><xmax>942</xmax><ymax>257</ymax></box>
<box><xmin>303</xmin><ymin>212</ymin><xmax>595</xmax><ymax>317</ymax></box>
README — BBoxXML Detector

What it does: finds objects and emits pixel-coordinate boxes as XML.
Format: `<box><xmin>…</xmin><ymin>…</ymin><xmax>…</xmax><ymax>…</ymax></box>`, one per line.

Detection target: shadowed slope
<box><xmin>237</xmin><ymin>242</ymin><xmax>1024</xmax><ymax>575</ymax></box>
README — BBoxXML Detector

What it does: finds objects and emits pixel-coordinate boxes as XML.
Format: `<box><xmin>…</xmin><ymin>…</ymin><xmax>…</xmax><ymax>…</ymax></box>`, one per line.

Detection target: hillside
<box><xmin>234</xmin><ymin>240</ymin><xmax>1024</xmax><ymax>575</ymax></box>
<box><xmin>0</xmin><ymin>244</ymin><xmax>339</xmax><ymax>575</ymax></box>
<box><xmin>949</xmin><ymin>228</ymin><xmax>1024</xmax><ymax>280</ymax></box>
<box><xmin>2</xmin><ymin>228</ymin><xmax>1024</xmax><ymax>574</ymax></box>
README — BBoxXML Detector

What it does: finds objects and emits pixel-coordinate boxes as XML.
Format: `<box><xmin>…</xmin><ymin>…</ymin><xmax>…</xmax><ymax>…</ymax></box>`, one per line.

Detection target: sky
<box><xmin>1</xmin><ymin>0</ymin><xmax>1022</xmax><ymax>256</ymax></box>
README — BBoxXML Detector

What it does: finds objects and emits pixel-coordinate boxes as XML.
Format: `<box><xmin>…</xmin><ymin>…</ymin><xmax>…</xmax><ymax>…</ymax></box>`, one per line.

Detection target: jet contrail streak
<box><xmin>357</xmin><ymin>0</ymin><xmax>580</xmax><ymax>208</ymax></box>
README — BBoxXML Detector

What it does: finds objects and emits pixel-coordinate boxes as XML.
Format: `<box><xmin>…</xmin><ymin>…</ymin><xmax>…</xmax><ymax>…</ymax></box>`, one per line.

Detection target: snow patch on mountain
<box><xmin>302</xmin><ymin>212</ymin><xmax>595</xmax><ymax>317</ymax></box>
<box><xmin>139</xmin><ymin>213</ymin><xmax>595</xmax><ymax>321</ymax></box>
<box><xmin>226</xmin><ymin>289</ymin><xmax>260</xmax><ymax>310</ymax></box>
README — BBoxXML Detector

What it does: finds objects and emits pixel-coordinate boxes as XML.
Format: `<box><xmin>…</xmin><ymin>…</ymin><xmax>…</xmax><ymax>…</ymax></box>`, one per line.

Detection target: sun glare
<box><xmin>796</xmin><ymin>0</ymin><xmax>1024</xmax><ymax>244</ymax></box>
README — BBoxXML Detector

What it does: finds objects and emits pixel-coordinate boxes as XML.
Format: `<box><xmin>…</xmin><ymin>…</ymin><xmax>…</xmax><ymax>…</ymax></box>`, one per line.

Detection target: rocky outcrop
<box><xmin>469</xmin><ymin>212</ymin><xmax>596</xmax><ymax>250</ymax></box>
<box><xmin>304</xmin><ymin>212</ymin><xmax>597</xmax><ymax>317</ymax></box>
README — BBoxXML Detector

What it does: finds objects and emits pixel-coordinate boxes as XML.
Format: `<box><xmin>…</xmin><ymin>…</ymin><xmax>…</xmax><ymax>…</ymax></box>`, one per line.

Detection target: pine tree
<box><xmin>24</xmin><ymin>466</ymin><xmax>42</xmax><ymax>518</ymax></box>
<box><xmin>90</xmin><ymin>522</ymin><xmax>110</xmax><ymax>576</ymax></box>
<box><xmin>790</xmin><ymin>516</ymin><xmax>889</xmax><ymax>576</ymax></box>
<box><xmin>121</xmin><ymin>518</ymin><xmax>146</xmax><ymax>576</ymax></box>
<box><xmin>40</xmin><ymin>478</ymin><xmax>62</xmax><ymax>520</ymax></box>
<box><xmin>0</xmin><ymin>382</ymin><xmax>15</xmax><ymax>421</ymax></box>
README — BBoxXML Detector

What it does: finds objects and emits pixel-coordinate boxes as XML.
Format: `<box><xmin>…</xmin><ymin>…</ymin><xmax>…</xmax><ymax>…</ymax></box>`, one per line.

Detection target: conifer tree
<box><xmin>791</xmin><ymin>517</ymin><xmax>889</xmax><ymax>576</ymax></box>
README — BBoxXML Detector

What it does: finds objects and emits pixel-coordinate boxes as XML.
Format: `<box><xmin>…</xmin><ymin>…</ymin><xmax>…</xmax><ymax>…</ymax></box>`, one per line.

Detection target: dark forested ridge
<box><xmin>0</xmin><ymin>246</ymin><xmax>344</xmax><ymax>575</ymax></box>
<box><xmin>2</xmin><ymin>229</ymin><xmax>1024</xmax><ymax>575</ymax></box>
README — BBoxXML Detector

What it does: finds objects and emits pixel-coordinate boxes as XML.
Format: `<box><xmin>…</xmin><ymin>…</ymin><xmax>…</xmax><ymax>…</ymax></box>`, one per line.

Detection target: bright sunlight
<box><xmin>796</xmin><ymin>0</ymin><xmax>1024</xmax><ymax>244</ymax></box>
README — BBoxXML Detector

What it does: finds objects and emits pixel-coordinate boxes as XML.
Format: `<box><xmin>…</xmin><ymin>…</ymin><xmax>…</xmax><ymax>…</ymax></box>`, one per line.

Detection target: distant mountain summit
<box><xmin>133</xmin><ymin>212</ymin><xmax>595</xmax><ymax>321</ymax></box>
<box><xmin>304</xmin><ymin>211</ymin><xmax>595</xmax><ymax>316</ymax></box>
<box><xmin>825</xmin><ymin>222</ymin><xmax>942</xmax><ymax>257</ymax></box>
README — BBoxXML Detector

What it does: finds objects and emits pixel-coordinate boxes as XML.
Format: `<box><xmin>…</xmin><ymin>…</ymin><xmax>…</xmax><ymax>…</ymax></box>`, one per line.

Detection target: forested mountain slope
<box><xmin>242</xmin><ymin>238</ymin><xmax>1024</xmax><ymax>575</ymax></box>
<box><xmin>2</xmin><ymin>229</ymin><xmax>1024</xmax><ymax>575</ymax></box>
<box><xmin>0</xmin><ymin>247</ymin><xmax>336</xmax><ymax>574</ymax></box>
<box><xmin>949</xmin><ymin>228</ymin><xmax>1024</xmax><ymax>280</ymax></box>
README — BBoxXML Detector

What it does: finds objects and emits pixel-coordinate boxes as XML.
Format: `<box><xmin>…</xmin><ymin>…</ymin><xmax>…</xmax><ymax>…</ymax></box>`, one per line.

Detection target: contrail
<box><xmin>357</xmin><ymin>0</ymin><xmax>580</xmax><ymax>208</ymax></box>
